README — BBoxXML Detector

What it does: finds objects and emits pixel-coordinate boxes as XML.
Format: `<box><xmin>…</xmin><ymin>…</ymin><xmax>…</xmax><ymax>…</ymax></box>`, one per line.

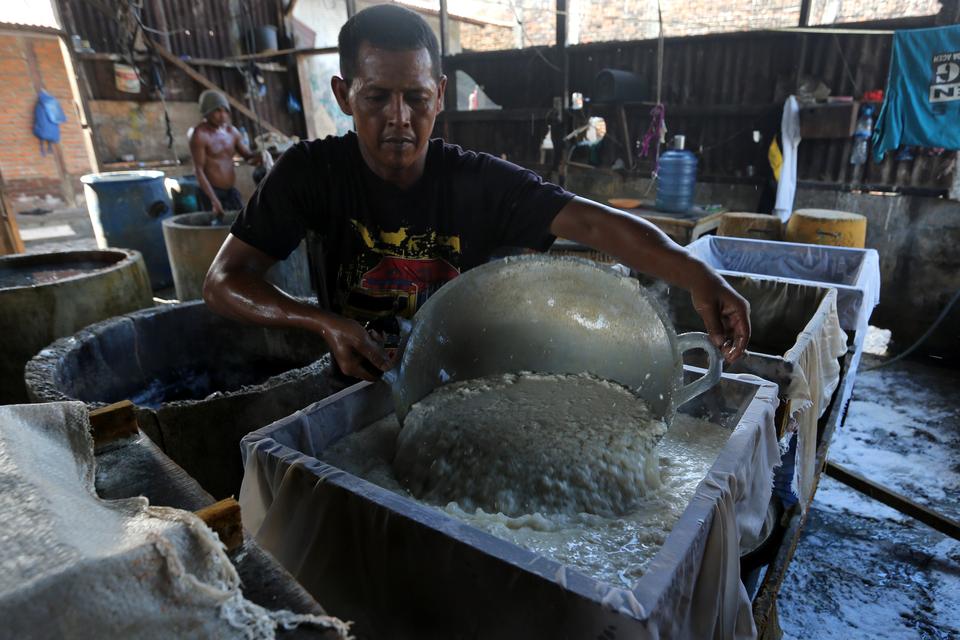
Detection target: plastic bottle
<box><xmin>656</xmin><ymin>137</ymin><xmax>698</xmax><ymax>213</ymax></box>
<box><xmin>850</xmin><ymin>105</ymin><xmax>874</xmax><ymax>165</ymax></box>
<box><xmin>238</xmin><ymin>126</ymin><xmax>250</xmax><ymax>149</ymax></box>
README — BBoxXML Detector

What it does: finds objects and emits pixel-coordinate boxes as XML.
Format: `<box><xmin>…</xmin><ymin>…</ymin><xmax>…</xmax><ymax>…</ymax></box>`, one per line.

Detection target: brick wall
<box><xmin>460</xmin><ymin>23</ymin><xmax>515</xmax><ymax>52</ymax></box>
<box><xmin>809</xmin><ymin>0</ymin><xmax>941</xmax><ymax>25</ymax></box>
<box><xmin>0</xmin><ymin>34</ymin><xmax>91</xmax><ymax>204</ymax></box>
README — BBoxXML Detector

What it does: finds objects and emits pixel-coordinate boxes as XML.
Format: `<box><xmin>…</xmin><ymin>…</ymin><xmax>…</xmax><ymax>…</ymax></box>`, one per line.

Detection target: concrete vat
<box><xmin>0</xmin><ymin>249</ymin><xmax>152</xmax><ymax>404</ymax></box>
<box><xmin>161</xmin><ymin>211</ymin><xmax>312</xmax><ymax>301</ymax></box>
<box><xmin>25</xmin><ymin>300</ymin><xmax>340</xmax><ymax>498</ymax></box>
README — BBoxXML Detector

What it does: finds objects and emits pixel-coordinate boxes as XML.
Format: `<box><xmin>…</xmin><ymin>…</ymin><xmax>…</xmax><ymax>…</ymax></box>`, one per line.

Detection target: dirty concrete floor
<box><xmin>16</xmin><ymin>205</ymin><xmax>97</xmax><ymax>254</ymax></box>
<box><xmin>14</xmin><ymin>205</ymin><xmax>179</xmax><ymax>299</ymax></box>
<box><xmin>779</xmin><ymin>356</ymin><xmax>960</xmax><ymax>639</ymax></box>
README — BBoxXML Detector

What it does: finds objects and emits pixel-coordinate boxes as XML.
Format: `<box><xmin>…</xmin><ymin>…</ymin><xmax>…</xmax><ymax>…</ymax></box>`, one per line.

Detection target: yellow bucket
<box><xmin>786</xmin><ymin>209</ymin><xmax>867</xmax><ymax>248</ymax></box>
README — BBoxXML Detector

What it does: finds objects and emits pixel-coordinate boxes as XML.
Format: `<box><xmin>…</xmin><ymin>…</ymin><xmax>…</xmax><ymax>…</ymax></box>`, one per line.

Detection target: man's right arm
<box><xmin>202</xmin><ymin>235</ymin><xmax>391</xmax><ymax>381</ymax></box>
<box><xmin>189</xmin><ymin>130</ymin><xmax>224</xmax><ymax>219</ymax></box>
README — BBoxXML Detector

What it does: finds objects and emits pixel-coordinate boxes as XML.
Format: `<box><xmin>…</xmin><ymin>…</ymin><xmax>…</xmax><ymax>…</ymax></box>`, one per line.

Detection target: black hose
<box><xmin>863</xmin><ymin>287</ymin><xmax>960</xmax><ymax>372</ymax></box>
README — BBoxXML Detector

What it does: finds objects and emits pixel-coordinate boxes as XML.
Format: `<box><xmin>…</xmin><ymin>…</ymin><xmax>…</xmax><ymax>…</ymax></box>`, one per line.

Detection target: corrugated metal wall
<box><xmin>441</xmin><ymin>25</ymin><xmax>954</xmax><ymax>193</ymax></box>
<box><xmin>60</xmin><ymin>0</ymin><xmax>303</xmax><ymax>140</ymax></box>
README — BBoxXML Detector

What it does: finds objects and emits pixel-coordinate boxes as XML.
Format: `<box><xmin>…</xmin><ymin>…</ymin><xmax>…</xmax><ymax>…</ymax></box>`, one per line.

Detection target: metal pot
<box><xmin>392</xmin><ymin>254</ymin><xmax>721</xmax><ymax>424</ymax></box>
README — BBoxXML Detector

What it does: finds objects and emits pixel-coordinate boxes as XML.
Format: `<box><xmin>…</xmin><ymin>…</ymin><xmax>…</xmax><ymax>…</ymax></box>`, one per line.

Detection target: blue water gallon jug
<box><xmin>656</xmin><ymin>150</ymin><xmax>698</xmax><ymax>213</ymax></box>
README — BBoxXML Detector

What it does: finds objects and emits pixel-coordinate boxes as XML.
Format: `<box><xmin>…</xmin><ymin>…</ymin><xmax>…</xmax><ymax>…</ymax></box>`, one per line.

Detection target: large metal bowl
<box><xmin>393</xmin><ymin>255</ymin><xmax>721</xmax><ymax>423</ymax></box>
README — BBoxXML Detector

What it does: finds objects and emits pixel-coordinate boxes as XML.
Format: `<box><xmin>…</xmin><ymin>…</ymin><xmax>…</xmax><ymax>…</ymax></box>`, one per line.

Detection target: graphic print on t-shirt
<box><xmin>338</xmin><ymin>219</ymin><xmax>461</xmax><ymax>321</ymax></box>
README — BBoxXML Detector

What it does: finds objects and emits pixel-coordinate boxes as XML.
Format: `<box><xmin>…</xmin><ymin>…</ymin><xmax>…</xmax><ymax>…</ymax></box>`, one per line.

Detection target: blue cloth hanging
<box><xmin>33</xmin><ymin>89</ymin><xmax>67</xmax><ymax>156</ymax></box>
<box><xmin>872</xmin><ymin>25</ymin><xmax>960</xmax><ymax>162</ymax></box>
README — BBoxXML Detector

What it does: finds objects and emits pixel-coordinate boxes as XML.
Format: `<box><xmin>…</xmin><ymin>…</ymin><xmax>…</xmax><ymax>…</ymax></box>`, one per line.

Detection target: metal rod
<box><xmin>439</xmin><ymin>0</ymin><xmax>449</xmax><ymax>58</ymax></box>
<box><xmin>825</xmin><ymin>461</ymin><xmax>960</xmax><ymax>541</ymax></box>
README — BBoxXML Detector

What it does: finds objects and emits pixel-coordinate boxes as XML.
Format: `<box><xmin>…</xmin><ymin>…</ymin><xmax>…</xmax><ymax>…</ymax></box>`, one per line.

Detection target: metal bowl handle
<box><xmin>674</xmin><ymin>331</ymin><xmax>723</xmax><ymax>408</ymax></box>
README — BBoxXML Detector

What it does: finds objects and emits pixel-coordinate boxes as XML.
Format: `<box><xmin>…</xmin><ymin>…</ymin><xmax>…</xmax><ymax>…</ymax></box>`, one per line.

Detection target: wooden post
<box><xmin>0</xmin><ymin>168</ymin><xmax>25</xmax><ymax>255</ymax></box>
<box><xmin>555</xmin><ymin>0</ymin><xmax>568</xmax><ymax>177</ymax></box>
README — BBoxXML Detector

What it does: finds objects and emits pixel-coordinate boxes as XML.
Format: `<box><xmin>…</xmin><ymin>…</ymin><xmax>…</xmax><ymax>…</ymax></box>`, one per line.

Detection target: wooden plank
<box><xmin>89</xmin><ymin>400</ymin><xmax>139</xmax><ymax>446</ymax></box>
<box><xmin>825</xmin><ymin>461</ymin><xmax>960</xmax><ymax>540</ymax></box>
<box><xmin>76</xmin><ymin>52</ymin><xmax>286</xmax><ymax>73</ymax></box>
<box><xmin>195</xmin><ymin>497</ymin><xmax>244</xmax><ymax>551</ymax></box>
<box><xmin>0</xmin><ymin>167</ymin><xmax>24</xmax><ymax>255</ymax></box>
<box><xmin>229</xmin><ymin>46</ymin><xmax>338</xmax><ymax>61</ymax></box>
<box><xmin>147</xmin><ymin>39</ymin><xmax>286</xmax><ymax>136</ymax></box>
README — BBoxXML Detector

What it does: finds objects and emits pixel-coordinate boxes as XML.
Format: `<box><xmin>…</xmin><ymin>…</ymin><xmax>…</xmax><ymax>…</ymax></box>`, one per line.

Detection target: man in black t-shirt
<box><xmin>204</xmin><ymin>4</ymin><xmax>750</xmax><ymax>381</ymax></box>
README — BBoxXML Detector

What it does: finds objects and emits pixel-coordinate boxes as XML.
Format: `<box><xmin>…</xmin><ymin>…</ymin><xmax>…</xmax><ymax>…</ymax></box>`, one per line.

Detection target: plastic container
<box><xmin>81</xmin><ymin>170</ymin><xmax>174</xmax><ymax>289</ymax></box>
<box><xmin>655</xmin><ymin>150</ymin><xmax>698</xmax><ymax>213</ymax></box>
<box><xmin>240</xmin><ymin>372</ymin><xmax>780</xmax><ymax>639</ymax></box>
<box><xmin>685</xmin><ymin>235</ymin><xmax>881</xmax><ymax>345</ymax></box>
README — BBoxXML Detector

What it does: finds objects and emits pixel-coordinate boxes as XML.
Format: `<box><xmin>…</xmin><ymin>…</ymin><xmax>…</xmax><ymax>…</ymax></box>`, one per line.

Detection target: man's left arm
<box><xmin>550</xmin><ymin>197</ymin><xmax>750</xmax><ymax>362</ymax></box>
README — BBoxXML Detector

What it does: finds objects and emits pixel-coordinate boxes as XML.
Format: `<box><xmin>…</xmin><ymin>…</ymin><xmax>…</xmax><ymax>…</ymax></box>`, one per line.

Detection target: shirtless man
<box><xmin>189</xmin><ymin>90</ymin><xmax>263</xmax><ymax>221</ymax></box>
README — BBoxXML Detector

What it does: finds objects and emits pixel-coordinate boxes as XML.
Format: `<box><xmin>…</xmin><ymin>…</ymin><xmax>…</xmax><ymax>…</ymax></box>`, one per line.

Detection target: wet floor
<box><xmin>779</xmin><ymin>356</ymin><xmax>960</xmax><ymax>639</ymax></box>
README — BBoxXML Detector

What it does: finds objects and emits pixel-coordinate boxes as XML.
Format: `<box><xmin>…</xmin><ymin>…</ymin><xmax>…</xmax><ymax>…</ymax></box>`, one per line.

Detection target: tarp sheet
<box><xmin>239</xmin><ymin>375</ymin><xmax>780</xmax><ymax>639</ymax></box>
<box><xmin>686</xmin><ymin>236</ymin><xmax>880</xmax><ymax>345</ymax></box>
<box><xmin>0</xmin><ymin>402</ymin><xmax>349</xmax><ymax>640</ymax></box>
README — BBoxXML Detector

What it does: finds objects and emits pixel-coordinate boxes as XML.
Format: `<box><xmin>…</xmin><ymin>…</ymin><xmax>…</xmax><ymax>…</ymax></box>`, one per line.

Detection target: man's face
<box><xmin>333</xmin><ymin>44</ymin><xmax>446</xmax><ymax>179</ymax></box>
<box><xmin>207</xmin><ymin>107</ymin><xmax>230</xmax><ymax>127</ymax></box>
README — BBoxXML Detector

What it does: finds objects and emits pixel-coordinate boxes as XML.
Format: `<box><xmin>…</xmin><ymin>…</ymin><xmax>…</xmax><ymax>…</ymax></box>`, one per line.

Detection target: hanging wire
<box><xmin>122</xmin><ymin>0</ymin><xmax>176</xmax><ymax>154</ymax></box>
<box><xmin>506</xmin><ymin>0</ymin><xmax>561</xmax><ymax>71</ymax></box>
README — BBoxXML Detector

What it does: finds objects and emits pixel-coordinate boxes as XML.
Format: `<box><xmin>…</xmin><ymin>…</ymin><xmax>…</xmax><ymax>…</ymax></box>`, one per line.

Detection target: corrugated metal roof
<box><xmin>0</xmin><ymin>1</ymin><xmax>59</xmax><ymax>29</ymax></box>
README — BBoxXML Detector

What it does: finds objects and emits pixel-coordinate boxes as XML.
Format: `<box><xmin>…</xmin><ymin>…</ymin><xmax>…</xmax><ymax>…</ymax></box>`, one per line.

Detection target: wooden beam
<box><xmin>76</xmin><ymin>52</ymin><xmax>286</xmax><ymax>73</ymax></box>
<box><xmin>195</xmin><ymin>498</ymin><xmax>244</xmax><ymax>551</ymax></box>
<box><xmin>89</xmin><ymin>400</ymin><xmax>140</xmax><ymax>447</ymax></box>
<box><xmin>825</xmin><ymin>461</ymin><xmax>960</xmax><ymax>540</ymax></box>
<box><xmin>0</xmin><ymin>167</ymin><xmax>24</xmax><ymax>255</ymax></box>
<box><xmin>52</xmin><ymin>0</ymin><xmax>102</xmax><ymax>171</ymax></box>
<box><xmin>147</xmin><ymin>39</ymin><xmax>286</xmax><ymax>136</ymax></box>
<box><xmin>228</xmin><ymin>46</ymin><xmax>338</xmax><ymax>61</ymax></box>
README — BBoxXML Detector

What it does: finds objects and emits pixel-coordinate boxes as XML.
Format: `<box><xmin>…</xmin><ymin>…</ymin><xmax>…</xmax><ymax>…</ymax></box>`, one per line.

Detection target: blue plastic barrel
<box><xmin>81</xmin><ymin>170</ymin><xmax>173</xmax><ymax>290</ymax></box>
<box><xmin>655</xmin><ymin>150</ymin><xmax>698</xmax><ymax>213</ymax></box>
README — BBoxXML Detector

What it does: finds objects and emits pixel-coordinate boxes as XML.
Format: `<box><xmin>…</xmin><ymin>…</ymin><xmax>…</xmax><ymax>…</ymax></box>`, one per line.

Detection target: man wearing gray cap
<box><xmin>189</xmin><ymin>89</ymin><xmax>263</xmax><ymax>221</ymax></box>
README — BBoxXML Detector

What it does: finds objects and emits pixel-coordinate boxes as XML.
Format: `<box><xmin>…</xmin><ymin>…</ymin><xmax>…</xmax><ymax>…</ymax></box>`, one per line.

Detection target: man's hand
<box><xmin>211</xmin><ymin>198</ymin><xmax>225</xmax><ymax>222</ymax></box>
<box><xmin>321</xmin><ymin>315</ymin><xmax>393</xmax><ymax>381</ymax></box>
<box><xmin>689</xmin><ymin>275</ymin><xmax>751</xmax><ymax>362</ymax></box>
